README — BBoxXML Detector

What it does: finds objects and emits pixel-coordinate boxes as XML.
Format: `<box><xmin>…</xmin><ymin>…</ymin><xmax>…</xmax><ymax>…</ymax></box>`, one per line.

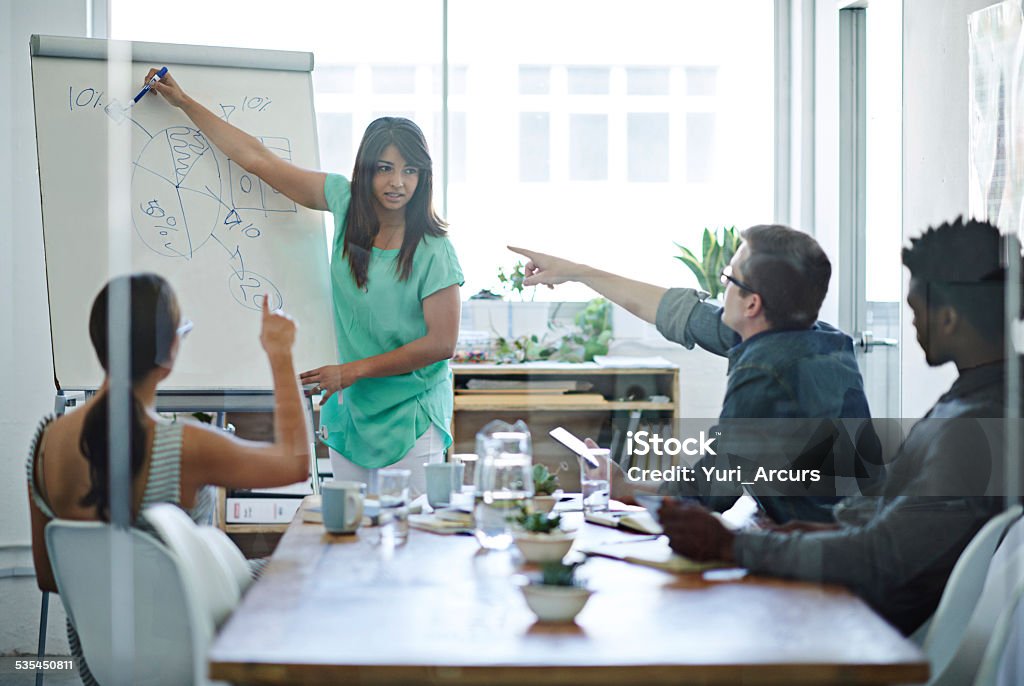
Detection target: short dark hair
<box><xmin>902</xmin><ymin>216</ymin><xmax>1017</xmax><ymax>339</ymax></box>
<box><xmin>740</xmin><ymin>224</ymin><xmax>831</xmax><ymax>330</ymax></box>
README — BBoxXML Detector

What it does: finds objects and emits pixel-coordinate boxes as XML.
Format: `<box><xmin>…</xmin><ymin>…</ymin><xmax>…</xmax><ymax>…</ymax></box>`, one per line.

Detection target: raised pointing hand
<box><xmin>259</xmin><ymin>294</ymin><xmax>296</xmax><ymax>355</ymax></box>
<box><xmin>507</xmin><ymin>245</ymin><xmax>580</xmax><ymax>288</ymax></box>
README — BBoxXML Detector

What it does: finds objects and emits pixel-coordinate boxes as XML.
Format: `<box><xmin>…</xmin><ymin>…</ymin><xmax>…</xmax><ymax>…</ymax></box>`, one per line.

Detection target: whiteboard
<box><xmin>30</xmin><ymin>36</ymin><xmax>336</xmax><ymax>390</ymax></box>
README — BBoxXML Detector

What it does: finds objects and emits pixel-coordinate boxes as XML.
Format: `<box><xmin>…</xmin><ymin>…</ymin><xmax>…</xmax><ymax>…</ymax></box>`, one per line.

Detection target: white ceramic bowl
<box><xmin>519</xmin><ymin>583</ymin><xmax>593</xmax><ymax>623</ymax></box>
<box><xmin>530</xmin><ymin>490</ymin><xmax>562</xmax><ymax>514</ymax></box>
<box><xmin>513</xmin><ymin>530</ymin><xmax>575</xmax><ymax>563</ymax></box>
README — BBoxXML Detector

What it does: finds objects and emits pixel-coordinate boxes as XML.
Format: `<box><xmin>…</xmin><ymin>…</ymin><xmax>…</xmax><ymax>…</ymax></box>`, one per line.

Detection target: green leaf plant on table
<box><xmin>493</xmin><ymin>297</ymin><xmax>612</xmax><ymax>364</ymax></box>
<box><xmin>513</xmin><ymin>508</ymin><xmax>576</xmax><ymax>564</ymax></box>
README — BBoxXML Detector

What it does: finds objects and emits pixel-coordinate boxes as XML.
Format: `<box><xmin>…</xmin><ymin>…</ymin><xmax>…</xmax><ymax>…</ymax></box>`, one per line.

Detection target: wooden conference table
<box><xmin>208</xmin><ymin>498</ymin><xmax>928</xmax><ymax>685</ymax></box>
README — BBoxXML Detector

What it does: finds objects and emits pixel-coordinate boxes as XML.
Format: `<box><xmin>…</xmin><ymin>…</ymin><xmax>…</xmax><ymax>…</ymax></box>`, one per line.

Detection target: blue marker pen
<box><xmin>133</xmin><ymin>66</ymin><xmax>168</xmax><ymax>104</ymax></box>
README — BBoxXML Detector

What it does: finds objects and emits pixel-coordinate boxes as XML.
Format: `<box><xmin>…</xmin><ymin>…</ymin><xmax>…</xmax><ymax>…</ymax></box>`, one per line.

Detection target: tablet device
<box><xmin>549</xmin><ymin>427</ymin><xmax>602</xmax><ymax>468</ymax></box>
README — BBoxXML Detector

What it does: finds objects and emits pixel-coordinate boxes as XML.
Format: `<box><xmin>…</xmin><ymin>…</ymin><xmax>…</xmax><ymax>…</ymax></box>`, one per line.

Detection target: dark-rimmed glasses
<box><xmin>720</xmin><ymin>265</ymin><xmax>759</xmax><ymax>295</ymax></box>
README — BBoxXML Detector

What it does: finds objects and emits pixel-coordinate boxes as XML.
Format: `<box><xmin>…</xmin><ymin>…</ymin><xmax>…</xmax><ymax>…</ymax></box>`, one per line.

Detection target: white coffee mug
<box><xmin>322</xmin><ymin>480</ymin><xmax>366</xmax><ymax>534</ymax></box>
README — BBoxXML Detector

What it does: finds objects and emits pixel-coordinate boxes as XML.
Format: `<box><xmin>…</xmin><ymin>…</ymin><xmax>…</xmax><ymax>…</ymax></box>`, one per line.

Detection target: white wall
<box><xmin>901</xmin><ymin>0</ymin><xmax>995</xmax><ymax>417</ymax></box>
<box><xmin>0</xmin><ymin>0</ymin><xmax>92</xmax><ymax>655</ymax></box>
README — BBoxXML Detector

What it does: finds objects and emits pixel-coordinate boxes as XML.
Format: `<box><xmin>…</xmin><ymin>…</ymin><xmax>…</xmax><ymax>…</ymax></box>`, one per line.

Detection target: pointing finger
<box><xmin>507</xmin><ymin>245</ymin><xmax>537</xmax><ymax>260</ymax></box>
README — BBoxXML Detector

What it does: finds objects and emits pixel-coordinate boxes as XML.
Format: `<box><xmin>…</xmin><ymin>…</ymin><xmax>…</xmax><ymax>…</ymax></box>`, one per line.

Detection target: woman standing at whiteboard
<box><xmin>147</xmin><ymin>69</ymin><xmax>463</xmax><ymax>495</ymax></box>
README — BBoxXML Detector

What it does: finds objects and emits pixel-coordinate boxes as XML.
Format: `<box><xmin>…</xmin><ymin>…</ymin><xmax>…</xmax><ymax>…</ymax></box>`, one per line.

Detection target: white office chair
<box><xmin>926</xmin><ymin>505</ymin><xmax>1024</xmax><ymax>685</ymax></box>
<box><xmin>44</xmin><ymin>519</ymin><xmax>215</xmax><ymax>685</ymax></box>
<box><xmin>989</xmin><ymin>510</ymin><xmax>1024</xmax><ymax>581</ymax></box>
<box><xmin>916</xmin><ymin>505</ymin><xmax>1022</xmax><ymax>655</ymax></box>
<box><xmin>141</xmin><ymin>504</ymin><xmax>241</xmax><ymax>628</ymax></box>
<box><xmin>972</xmin><ymin>575</ymin><xmax>1024</xmax><ymax>686</ymax></box>
<box><xmin>194</xmin><ymin>526</ymin><xmax>253</xmax><ymax>594</ymax></box>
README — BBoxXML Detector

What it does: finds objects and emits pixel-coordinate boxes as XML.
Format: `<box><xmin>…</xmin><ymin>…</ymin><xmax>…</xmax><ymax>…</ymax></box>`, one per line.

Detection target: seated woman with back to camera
<box><xmin>26</xmin><ymin>272</ymin><xmax>311</xmax><ymax>685</ymax></box>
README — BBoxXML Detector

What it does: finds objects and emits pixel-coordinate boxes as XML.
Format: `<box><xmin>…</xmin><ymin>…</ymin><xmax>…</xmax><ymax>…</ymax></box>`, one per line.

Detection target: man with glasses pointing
<box><xmin>509</xmin><ymin>224</ymin><xmax>883</xmax><ymax>523</ymax></box>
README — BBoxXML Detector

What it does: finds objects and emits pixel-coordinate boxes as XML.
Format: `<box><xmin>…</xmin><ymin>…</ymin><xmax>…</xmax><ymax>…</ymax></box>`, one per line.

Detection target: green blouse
<box><xmin>318</xmin><ymin>174</ymin><xmax>463</xmax><ymax>468</ymax></box>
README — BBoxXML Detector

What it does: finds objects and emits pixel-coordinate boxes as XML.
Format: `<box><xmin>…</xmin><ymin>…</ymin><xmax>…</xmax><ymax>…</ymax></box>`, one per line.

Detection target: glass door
<box><xmin>838</xmin><ymin>1</ymin><xmax>903</xmax><ymax>419</ymax></box>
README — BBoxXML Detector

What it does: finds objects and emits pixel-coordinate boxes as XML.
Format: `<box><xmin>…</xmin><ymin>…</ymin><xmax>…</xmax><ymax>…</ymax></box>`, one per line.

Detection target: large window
<box><xmin>448</xmin><ymin>0</ymin><xmax>773</xmax><ymax>300</ymax></box>
<box><xmin>113</xmin><ymin>0</ymin><xmax>774</xmax><ymax>301</ymax></box>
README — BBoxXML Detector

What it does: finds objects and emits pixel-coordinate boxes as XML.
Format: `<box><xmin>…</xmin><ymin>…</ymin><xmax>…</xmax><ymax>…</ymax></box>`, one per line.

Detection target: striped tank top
<box><xmin>26</xmin><ymin>416</ymin><xmax>216</xmax><ymax>530</ymax></box>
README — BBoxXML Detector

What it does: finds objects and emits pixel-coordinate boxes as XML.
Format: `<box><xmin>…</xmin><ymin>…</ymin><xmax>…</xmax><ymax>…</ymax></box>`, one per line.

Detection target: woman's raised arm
<box><xmin>181</xmin><ymin>297</ymin><xmax>312</xmax><ymax>491</ymax></box>
<box><xmin>146</xmin><ymin>68</ymin><xmax>328</xmax><ymax>211</ymax></box>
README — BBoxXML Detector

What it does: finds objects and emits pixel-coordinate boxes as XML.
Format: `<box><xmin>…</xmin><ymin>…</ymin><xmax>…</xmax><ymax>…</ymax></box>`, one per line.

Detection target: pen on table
<box><xmin>133</xmin><ymin>66</ymin><xmax>168</xmax><ymax>105</ymax></box>
<box><xmin>599</xmin><ymin>535</ymin><xmax>662</xmax><ymax>545</ymax></box>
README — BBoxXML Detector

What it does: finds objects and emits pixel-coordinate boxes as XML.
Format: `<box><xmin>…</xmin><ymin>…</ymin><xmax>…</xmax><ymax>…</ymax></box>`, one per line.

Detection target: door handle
<box><xmin>858</xmin><ymin>331</ymin><xmax>898</xmax><ymax>353</ymax></box>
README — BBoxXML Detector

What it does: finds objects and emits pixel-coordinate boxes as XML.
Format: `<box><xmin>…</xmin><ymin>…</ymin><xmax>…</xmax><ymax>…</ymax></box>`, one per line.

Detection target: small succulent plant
<box><xmin>532</xmin><ymin>464</ymin><xmax>561</xmax><ymax>496</ymax></box>
<box><xmin>517</xmin><ymin>508</ymin><xmax>562</xmax><ymax>534</ymax></box>
<box><xmin>539</xmin><ymin>560</ymin><xmax>584</xmax><ymax>587</ymax></box>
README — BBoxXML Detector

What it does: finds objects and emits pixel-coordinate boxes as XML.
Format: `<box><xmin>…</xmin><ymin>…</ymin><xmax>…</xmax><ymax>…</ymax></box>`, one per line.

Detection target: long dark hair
<box><xmin>79</xmin><ymin>273</ymin><xmax>180</xmax><ymax>520</ymax></box>
<box><xmin>344</xmin><ymin>117</ymin><xmax>448</xmax><ymax>289</ymax></box>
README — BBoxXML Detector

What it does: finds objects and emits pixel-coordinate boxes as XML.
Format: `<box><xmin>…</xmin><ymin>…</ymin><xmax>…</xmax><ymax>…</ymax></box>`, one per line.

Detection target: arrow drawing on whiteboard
<box><xmin>209</xmin><ymin>233</ymin><xmax>247</xmax><ymax>279</ymax></box>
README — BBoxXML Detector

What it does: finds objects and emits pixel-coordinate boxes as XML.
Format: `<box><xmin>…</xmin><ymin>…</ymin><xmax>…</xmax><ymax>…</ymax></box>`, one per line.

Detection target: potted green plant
<box><xmin>492</xmin><ymin>297</ymin><xmax>612</xmax><ymax>365</ymax></box>
<box><xmin>513</xmin><ymin>508</ymin><xmax>575</xmax><ymax>563</ymax></box>
<box><xmin>530</xmin><ymin>464</ymin><xmax>563</xmax><ymax>513</ymax></box>
<box><xmin>517</xmin><ymin>560</ymin><xmax>593</xmax><ymax>623</ymax></box>
<box><xmin>549</xmin><ymin>298</ymin><xmax>612</xmax><ymax>363</ymax></box>
<box><xmin>497</xmin><ymin>260</ymin><xmax>535</xmax><ymax>302</ymax></box>
<box><xmin>465</xmin><ymin>261</ymin><xmax>551</xmax><ymax>340</ymax></box>
<box><xmin>674</xmin><ymin>226</ymin><xmax>743</xmax><ymax>300</ymax></box>
<box><xmin>501</xmin><ymin>260</ymin><xmax>552</xmax><ymax>339</ymax></box>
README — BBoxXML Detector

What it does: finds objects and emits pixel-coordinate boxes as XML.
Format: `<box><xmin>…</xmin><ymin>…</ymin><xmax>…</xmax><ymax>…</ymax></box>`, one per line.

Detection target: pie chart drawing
<box><xmin>132</xmin><ymin>126</ymin><xmax>224</xmax><ymax>259</ymax></box>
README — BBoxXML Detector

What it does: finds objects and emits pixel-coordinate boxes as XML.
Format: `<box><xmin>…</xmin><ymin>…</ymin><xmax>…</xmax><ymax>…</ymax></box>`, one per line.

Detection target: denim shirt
<box><xmin>654</xmin><ymin>288</ymin><xmax>881</xmax><ymax>521</ymax></box>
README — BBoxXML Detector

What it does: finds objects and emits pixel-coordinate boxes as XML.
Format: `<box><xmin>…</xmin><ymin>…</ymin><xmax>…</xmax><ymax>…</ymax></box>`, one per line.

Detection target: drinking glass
<box><xmin>452</xmin><ymin>453</ymin><xmax>479</xmax><ymax>492</ymax></box>
<box><xmin>581</xmin><ymin>448</ymin><xmax>611</xmax><ymax>513</ymax></box>
<box><xmin>377</xmin><ymin>468</ymin><xmax>411</xmax><ymax>546</ymax></box>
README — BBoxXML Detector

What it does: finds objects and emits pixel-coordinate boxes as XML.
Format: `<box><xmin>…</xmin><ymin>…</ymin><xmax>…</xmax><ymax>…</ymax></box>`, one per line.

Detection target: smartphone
<box><xmin>548</xmin><ymin>427</ymin><xmax>601</xmax><ymax>468</ymax></box>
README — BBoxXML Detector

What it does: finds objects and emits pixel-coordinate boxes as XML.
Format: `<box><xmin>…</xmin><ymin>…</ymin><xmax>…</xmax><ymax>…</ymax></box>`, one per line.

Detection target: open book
<box><xmin>579</xmin><ymin>537</ymin><xmax>731</xmax><ymax>573</ymax></box>
<box><xmin>584</xmin><ymin>510</ymin><xmax>663</xmax><ymax>535</ymax></box>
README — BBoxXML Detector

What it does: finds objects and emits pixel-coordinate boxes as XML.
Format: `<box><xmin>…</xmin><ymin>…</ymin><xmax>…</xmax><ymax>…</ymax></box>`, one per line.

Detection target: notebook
<box><xmin>579</xmin><ymin>538</ymin><xmax>731</xmax><ymax>573</ymax></box>
<box><xmin>408</xmin><ymin>512</ymin><xmax>475</xmax><ymax>535</ymax></box>
<box><xmin>584</xmin><ymin>510</ymin><xmax>663</xmax><ymax>535</ymax></box>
